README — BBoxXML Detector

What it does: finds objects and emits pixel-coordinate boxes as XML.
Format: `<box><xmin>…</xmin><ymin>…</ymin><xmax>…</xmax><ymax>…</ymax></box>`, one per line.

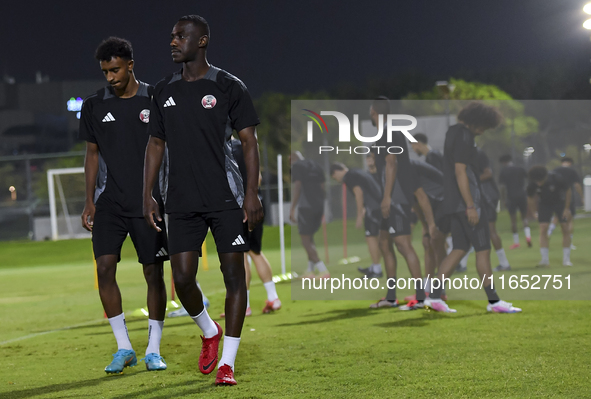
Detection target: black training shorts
<box><xmin>298</xmin><ymin>207</ymin><xmax>323</xmax><ymax>236</ymax></box>
<box><xmin>380</xmin><ymin>204</ymin><xmax>412</xmax><ymax>237</ymax></box>
<box><xmin>450</xmin><ymin>208</ymin><xmax>491</xmax><ymax>252</ymax></box>
<box><xmin>168</xmin><ymin>209</ymin><xmax>249</xmax><ymax>255</ymax></box>
<box><xmin>92</xmin><ymin>206</ymin><xmax>168</xmax><ymax>264</ymax></box>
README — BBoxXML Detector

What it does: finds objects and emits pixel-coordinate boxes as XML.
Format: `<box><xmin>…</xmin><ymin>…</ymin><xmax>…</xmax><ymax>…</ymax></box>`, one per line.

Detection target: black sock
<box><xmin>416</xmin><ymin>286</ymin><xmax>426</xmax><ymax>302</ymax></box>
<box><xmin>386</xmin><ymin>278</ymin><xmax>397</xmax><ymax>302</ymax></box>
<box><xmin>430</xmin><ymin>286</ymin><xmax>442</xmax><ymax>299</ymax></box>
<box><xmin>484</xmin><ymin>284</ymin><xmax>500</xmax><ymax>303</ymax></box>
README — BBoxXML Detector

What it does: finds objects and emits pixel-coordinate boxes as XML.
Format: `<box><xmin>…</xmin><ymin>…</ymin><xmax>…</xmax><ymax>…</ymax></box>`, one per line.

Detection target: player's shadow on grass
<box><xmin>274</xmin><ymin>308</ymin><xmax>374</xmax><ymax>327</ymax></box>
<box><xmin>4</xmin><ymin>373</ymin><xmax>139</xmax><ymax>399</ymax></box>
<box><xmin>374</xmin><ymin>311</ymin><xmax>486</xmax><ymax>328</ymax></box>
<box><xmin>5</xmin><ymin>372</ymin><xmax>217</xmax><ymax>399</ymax></box>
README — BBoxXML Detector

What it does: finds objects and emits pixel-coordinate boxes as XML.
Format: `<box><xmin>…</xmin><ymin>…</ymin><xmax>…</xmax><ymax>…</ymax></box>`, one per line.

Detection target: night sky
<box><xmin>1</xmin><ymin>0</ymin><xmax>590</xmax><ymax>97</ymax></box>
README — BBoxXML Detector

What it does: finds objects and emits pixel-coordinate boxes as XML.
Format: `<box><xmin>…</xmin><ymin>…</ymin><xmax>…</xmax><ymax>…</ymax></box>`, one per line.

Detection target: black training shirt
<box><xmin>342</xmin><ymin>169</ymin><xmax>383</xmax><ymax>212</ymax></box>
<box><xmin>411</xmin><ymin>160</ymin><xmax>444</xmax><ymax>202</ymax></box>
<box><xmin>441</xmin><ymin>123</ymin><xmax>482</xmax><ymax>215</ymax></box>
<box><xmin>526</xmin><ymin>172</ymin><xmax>569</xmax><ymax>206</ymax></box>
<box><xmin>148</xmin><ymin>67</ymin><xmax>259</xmax><ymax>213</ymax></box>
<box><xmin>291</xmin><ymin>160</ymin><xmax>325</xmax><ymax>210</ymax></box>
<box><xmin>79</xmin><ymin>81</ymin><xmax>159</xmax><ymax>217</ymax></box>
<box><xmin>372</xmin><ymin>129</ymin><xmax>419</xmax><ymax>206</ymax></box>
<box><xmin>499</xmin><ymin>164</ymin><xmax>527</xmax><ymax>200</ymax></box>
<box><xmin>553</xmin><ymin>167</ymin><xmax>580</xmax><ymax>188</ymax></box>
<box><xmin>425</xmin><ymin>149</ymin><xmax>445</xmax><ymax>172</ymax></box>
<box><xmin>476</xmin><ymin>149</ymin><xmax>500</xmax><ymax>206</ymax></box>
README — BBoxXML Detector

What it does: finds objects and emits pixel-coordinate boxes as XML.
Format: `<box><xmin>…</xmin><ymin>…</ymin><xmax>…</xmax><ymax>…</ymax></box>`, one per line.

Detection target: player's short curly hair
<box><xmin>528</xmin><ymin>165</ymin><xmax>548</xmax><ymax>182</ymax></box>
<box><xmin>457</xmin><ymin>102</ymin><xmax>503</xmax><ymax>131</ymax></box>
<box><xmin>330</xmin><ymin>162</ymin><xmax>347</xmax><ymax>176</ymax></box>
<box><xmin>95</xmin><ymin>37</ymin><xmax>133</xmax><ymax>62</ymax></box>
<box><xmin>179</xmin><ymin>15</ymin><xmax>210</xmax><ymax>38</ymax></box>
<box><xmin>561</xmin><ymin>157</ymin><xmax>574</xmax><ymax>164</ymax></box>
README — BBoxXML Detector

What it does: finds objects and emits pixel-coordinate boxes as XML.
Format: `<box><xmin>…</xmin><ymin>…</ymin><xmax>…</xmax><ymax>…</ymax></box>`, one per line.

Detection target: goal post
<box><xmin>47</xmin><ymin>167</ymin><xmax>88</xmax><ymax>241</ymax></box>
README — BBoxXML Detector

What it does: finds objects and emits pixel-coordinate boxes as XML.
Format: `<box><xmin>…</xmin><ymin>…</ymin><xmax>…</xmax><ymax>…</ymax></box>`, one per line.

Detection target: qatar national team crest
<box><xmin>201</xmin><ymin>95</ymin><xmax>217</xmax><ymax>109</ymax></box>
<box><xmin>139</xmin><ymin>109</ymin><xmax>150</xmax><ymax>123</ymax></box>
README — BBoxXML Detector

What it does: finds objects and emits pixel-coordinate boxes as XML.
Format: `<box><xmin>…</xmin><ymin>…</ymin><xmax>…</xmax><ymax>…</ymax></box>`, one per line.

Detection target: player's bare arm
<box><xmin>352</xmin><ymin>186</ymin><xmax>365</xmax><ymax>229</ymax></box>
<box><xmin>414</xmin><ymin>186</ymin><xmax>440</xmax><ymax>239</ymax></box>
<box><xmin>563</xmin><ymin>187</ymin><xmax>572</xmax><ymax>221</ymax></box>
<box><xmin>143</xmin><ymin>136</ymin><xmax>166</xmax><ymax>232</ymax></box>
<box><xmin>382</xmin><ymin>153</ymin><xmax>397</xmax><ymax>219</ymax></box>
<box><xmin>455</xmin><ymin>162</ymin><xmax>478</xmax><ymax>226</ymax></box>
<box><xmin>290</xmin><ymin>181</ymin><xmax>301</xmax><ymax>223</ymax></box>
<box><xmin>238</xmin><ymin>126</ymin><xmax>263</xmax><ymax>231</ymax></box>
<box><xmin>82</xmin><ymin>141</ymin><xmax>99</xmax><ymax>231</ymax></box>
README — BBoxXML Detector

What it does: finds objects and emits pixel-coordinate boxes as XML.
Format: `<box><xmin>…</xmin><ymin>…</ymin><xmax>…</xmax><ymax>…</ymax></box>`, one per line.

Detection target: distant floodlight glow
<box><xmin>584</xmin><ymin>18</ymin><xmax>591</xmax><ymax>29</ymax></box>
<box><xmin>584</xmin><ymin>3</ymin><xmax>591</xmax><ymax>14</ymax></box>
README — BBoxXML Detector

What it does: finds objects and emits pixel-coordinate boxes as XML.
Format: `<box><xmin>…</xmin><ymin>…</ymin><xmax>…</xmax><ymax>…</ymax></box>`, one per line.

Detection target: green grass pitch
<box><xmin>1</xmin><ymin>216</ymin><xmax>590</xmax><ymax>398</ymax></box>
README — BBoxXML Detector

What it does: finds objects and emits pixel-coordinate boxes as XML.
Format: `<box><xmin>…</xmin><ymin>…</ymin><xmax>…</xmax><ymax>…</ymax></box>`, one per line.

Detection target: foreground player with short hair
<box><xmin>425</xmin><ymin>102</ymin><xmax>521</xmax><ymax>313</ymax></box>
<box><xmin>527</xmin><ymin>166</ymin><xmax>572</xmax><ymax>267</ymax></box>
<box><xmin>498</xmin><ymin>154</ymin><xmax>531</xmax><ymax>249</ymax></box>
<box><xmin>80</xmin><ymin>37</ymin><xmax>168</xmax><ymax>373</ymax></box>
<box><xmin>143</xmin><ymin>15</ymin><xmax>263</xmax><ymax>386</ymax></box>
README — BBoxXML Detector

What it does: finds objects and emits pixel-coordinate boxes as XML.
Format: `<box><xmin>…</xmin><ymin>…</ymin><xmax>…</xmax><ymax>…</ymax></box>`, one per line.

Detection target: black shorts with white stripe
<box><xmin>167</xmin><ymin>209</ymin><xmax>249</xmax><ymax>256</ymax></box>
<box><xmin>92</xmin><ymin>205</ymin><xmax>169</xmax><ymax>264</ymax></box>
<box><xmin>449</xmin><ymin>208</ymin><xmax>491</xmax><ymax>253</ymax></box>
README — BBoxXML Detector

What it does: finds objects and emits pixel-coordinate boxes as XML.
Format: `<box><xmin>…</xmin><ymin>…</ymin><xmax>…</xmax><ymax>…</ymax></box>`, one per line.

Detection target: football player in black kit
<box><xmin>80</xmin><ymin>37</ymin><xmax>168</xmax><ymax>374</ymax></box>
<box><xmin>143</xmin><ymin>15</ymin><xmax>263</xmax><ymax>386</ymax></box>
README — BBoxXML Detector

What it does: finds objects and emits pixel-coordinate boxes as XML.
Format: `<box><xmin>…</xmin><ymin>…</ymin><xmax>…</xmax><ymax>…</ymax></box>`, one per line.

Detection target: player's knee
<box><xmin>143</xmin><ymin>263</ymin><xmax>164</xmax><ymax>285</ymax></box>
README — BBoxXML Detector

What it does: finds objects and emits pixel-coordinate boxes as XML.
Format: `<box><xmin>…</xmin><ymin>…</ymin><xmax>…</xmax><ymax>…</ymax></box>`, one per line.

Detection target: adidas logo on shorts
<box><xmin>388</xmin><ymin>227</ymin><xmax>396</xmax><ymax>234</ymax></box>
<box><xmin>102</xmin><ymin>112</ymin><xmax>116</xmax><ymax>122</ymax></box>
<box><xmin>156</xmin><ymin>247</ymin><xmax>168</xmax><ymax>257</ymax></box>
<box><xmin>163</xmin><ymin>97</ymin><xmax>176</xmax><ymax>107</ymax></box>
<box><xmin>231</xmin><ymin>235</ymin><xmax>245</xmax><ymax>246</ymax></box>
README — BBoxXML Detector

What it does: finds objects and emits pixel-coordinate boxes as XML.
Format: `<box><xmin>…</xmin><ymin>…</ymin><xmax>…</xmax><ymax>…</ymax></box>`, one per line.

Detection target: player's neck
<box><xmin>116</xmin><ymin>75</ymin><xmax>139</xmax><ymax>99</ymax></box>
<box><xmin>181</xmin><ymin>56</ymin><xmax>211</xmax><ymax>82</ymax></box>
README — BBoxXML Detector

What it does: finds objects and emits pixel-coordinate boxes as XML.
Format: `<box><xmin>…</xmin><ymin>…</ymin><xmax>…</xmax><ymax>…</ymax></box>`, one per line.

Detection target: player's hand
<box><xmin>244</xmin><ymin>192</ymin><xmax>263</xmax><ymax>231</ymax></box>
<box><xmin>562</xmin><ymin>208</ymin><xmax>572</xmax><ymax>222</ymax></box>
<box><xmin>143</xmin><ymin>196</ymin><xmax>162</xmax><ymax>232</ymax></box>
<box><xmin>466</xmin><ymin>207</ymin><xmax>479</xmax><ymax>226</ymax></box>
<box><xmin>429</xmin><ymin>223</ymin><xmax>443</xmax><ymax>241</ymax></box>
<box><xmin>381</xmin><ymin>197</ymin><xmax>391</xmax><ymax>219</ymax></box>
<box><xmin>81</xmin><ymin>201</ymin><xmax>95</xmax><ymax>232</ymax></box>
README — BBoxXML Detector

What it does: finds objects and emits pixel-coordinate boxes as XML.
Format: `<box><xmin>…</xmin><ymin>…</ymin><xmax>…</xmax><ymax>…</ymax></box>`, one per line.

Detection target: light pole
<box><xmin>436</xmin><ymin>81</ymin><xmax>456</xmax><ymax>129</ymax></box>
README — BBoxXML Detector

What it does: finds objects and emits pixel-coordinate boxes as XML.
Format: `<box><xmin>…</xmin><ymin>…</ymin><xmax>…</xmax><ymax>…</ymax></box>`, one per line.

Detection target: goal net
<box><xmin>47</xmin><ymin>167</ymin><xmax>89</xmax><ymax>240</ymax></box>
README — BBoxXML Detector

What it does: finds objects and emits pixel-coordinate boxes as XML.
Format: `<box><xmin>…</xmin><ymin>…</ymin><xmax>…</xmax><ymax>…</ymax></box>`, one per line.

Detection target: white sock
<box><xmin>146</xmin><ymin>319</ymin><xmax>164</xmax><ymax>355</ymax></box>
<box><xmin>446</xmin><ymin>236</ymin><xmax>453</xmax><ymax>255</ymax></box>
<box><xmin>191</xmin><ymin>308</ymin><xmax>218</xmax><ymax>338</ymax></box>
<box><xmin>314</xmin><ymin>261</ymin><xmax>328</xmax><ymax>273</ymax></box>
<box><xmin>246</xmin><ymin>290</ymin><xmax>250</xmax><ymax>309</ymax></box>
<box><xmin>548</xmin><ymin>223</ymin><xmax>556</xmax><ymax>236</ymax></box>
<box><xmin>513</xmin><ymin>233</ymin><xmax>519</xmax><ymax>245</ymax></box>
<box><xmin>108</xmin><ymin>313</ymin><xmax>133</xmax><ymax>351</ymax></box>
<box><xmin>524</xmin><ymin>227</ymin><xmax>531</xmax><ymax>239</ymax></box>
<box><xmin>371</xmin><ymin>263</ymin><xmax>382</xmax><ymax>273</ymax></box>
<box><xmin>570</xmin><ymin>234</ymin><xmax>574</xmax><ymax>242</ymax></box>
<box><xmin>540</xmin><ymin>247</ymin><xmax>549</xmax><ymax>264</ymax></box>
<box><xmin>263</xmin><ymin>281</ymin><xmax>279</xmax><ymax>302</ymax></box>
<box><xmin>563</xmin><ymin>247</ymin><xmax>571</xmax><ymax>264</ymax></box>
<box><xmin>218</xmin><ymin>336</ymin><xmax>241</xmax><ymax>371</ymax></box>
<box><xmin>307</xmin><ymin>261</ymin><xmax>314</xmax><ymax>273</ymax></box>
<box><xmin>496</xmin><ymin>249</ymin><xmax>510</xmax><ymax>267</ymax></box>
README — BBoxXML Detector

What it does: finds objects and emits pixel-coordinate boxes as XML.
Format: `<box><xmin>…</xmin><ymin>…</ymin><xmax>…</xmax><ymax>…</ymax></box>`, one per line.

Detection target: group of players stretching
<box><xmin>297</xmin><ymin>98</ymin><xmax>580</xmax><ymax>314</ymax></box>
